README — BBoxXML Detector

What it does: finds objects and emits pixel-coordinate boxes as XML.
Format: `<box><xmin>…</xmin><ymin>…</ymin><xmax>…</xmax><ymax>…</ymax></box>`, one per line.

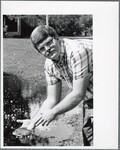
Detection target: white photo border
<box><xmin>1</xmin><ymin>0</ymin><xmax>119</xmax><ymax>149</ymax></box>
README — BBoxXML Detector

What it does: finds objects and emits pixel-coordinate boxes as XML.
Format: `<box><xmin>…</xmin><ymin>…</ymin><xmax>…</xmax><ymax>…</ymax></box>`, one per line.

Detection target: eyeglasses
<box><xmin>36</xmin><ymin>37</ymin><xmax>54</xmax><ymax>53</ymax></box>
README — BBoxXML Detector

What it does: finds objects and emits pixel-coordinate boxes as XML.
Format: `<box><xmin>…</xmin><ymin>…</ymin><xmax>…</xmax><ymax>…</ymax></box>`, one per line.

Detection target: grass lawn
<box><xmin>4</xmin><ymin>38</ymin><xmax>46</xmax><ymax>82</ymax></box>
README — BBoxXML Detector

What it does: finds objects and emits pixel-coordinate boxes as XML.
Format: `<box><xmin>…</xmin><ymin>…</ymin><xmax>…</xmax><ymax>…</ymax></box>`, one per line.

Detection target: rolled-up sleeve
<box><xmin>44</xmin><ymin>61</ymin><xmax>61</xmax><ymax>85</ymax></box>
<box><xmin>71</xmin><ymin>41</ymin><xmax>93</xmax><ymax>80</ymax></box>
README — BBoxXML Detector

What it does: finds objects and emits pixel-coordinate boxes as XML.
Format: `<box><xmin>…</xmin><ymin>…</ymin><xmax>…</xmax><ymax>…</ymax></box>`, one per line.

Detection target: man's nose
<box><xmin>44</xmin><ymin>46</ymin><xmax>50</xmax><ymax>56</ymax></box>
<box><xmin>44</xmin><ymin>45</ymin><xmax>51</xmax><ymax>52</ymax></box>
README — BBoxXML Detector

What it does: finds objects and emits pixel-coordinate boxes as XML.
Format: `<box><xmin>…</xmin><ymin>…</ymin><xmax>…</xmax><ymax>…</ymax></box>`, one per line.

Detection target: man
<box><xmin>17</xmin><ymin>25</ymin><xmax>93</xmax><ymax>146</ymax></box>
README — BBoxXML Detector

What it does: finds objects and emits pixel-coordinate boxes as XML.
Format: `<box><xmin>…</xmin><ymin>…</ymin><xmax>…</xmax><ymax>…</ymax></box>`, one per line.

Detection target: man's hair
<box><xmin>30</xmin><ymin>25</ymin><xmax>59</xmax><ymax>49</ymax></box>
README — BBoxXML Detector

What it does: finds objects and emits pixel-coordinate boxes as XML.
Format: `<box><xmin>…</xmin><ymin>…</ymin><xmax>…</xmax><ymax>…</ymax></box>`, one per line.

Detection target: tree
<box><xmin>49</xmin><ymin>15</ymin><xmax>92</xmax><ymax>36</ymax></box>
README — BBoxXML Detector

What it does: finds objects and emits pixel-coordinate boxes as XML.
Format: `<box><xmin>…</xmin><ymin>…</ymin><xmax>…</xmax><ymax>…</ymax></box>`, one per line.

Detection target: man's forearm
<box><xmin>52</xmin><ymin>75</ymin><xmax>89</xmax><ymax>116</ymax></box>
<box><xmin>31</xmin><ymin>98</ymin><xmax>58</xmax><ymax>123</ymax></box>
<box><xmin>52</xmin><ymin>91</ymin><xmax>83</xmax><ymax>116</ymax></box>
<box><xmin>39</xmin><ymin>98</ymin><xmax>58</xmax><ymax>112</ymax></box>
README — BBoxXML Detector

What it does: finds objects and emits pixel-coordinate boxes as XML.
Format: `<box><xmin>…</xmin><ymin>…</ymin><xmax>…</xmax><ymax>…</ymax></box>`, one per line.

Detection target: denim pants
<box><xmin>82</xmin><ymin>99</ymin><xmax>93</xmax><ymax>146</ymax></box>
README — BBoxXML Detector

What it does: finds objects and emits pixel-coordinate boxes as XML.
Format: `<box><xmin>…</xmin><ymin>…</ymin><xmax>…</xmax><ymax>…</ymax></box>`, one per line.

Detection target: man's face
<box><xmin>36</xmin><ymin>36</ymin><xmax>61</xmax><ymax>61</ymax></box>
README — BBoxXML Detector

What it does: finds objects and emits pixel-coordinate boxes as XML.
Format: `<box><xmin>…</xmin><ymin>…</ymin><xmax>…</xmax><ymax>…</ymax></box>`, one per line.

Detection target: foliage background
<box><xmin>3</xmin><ymin>15</ymin><xmax>93</xmax><ymax>37</ymax></box>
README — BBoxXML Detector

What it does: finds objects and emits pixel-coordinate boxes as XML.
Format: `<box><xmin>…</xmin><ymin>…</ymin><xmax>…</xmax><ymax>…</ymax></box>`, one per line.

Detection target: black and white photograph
<box><xmin>1</xmin><ymin>1</ymin><xmax>119</xmax><ymax>149</ymax></box>
<box><xmin>3</xmin><ymin>13</ymin><xmax>93</xmax><ymax>147</ymax></box>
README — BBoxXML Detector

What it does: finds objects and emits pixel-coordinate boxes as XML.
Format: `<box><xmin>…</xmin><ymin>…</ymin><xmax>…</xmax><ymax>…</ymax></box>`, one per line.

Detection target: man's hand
<box><xmin>12</xmin><ymin>119</ymin><xmax>34</xmax><ymax>137</ymax></box>
<box><xmin>17</xmin><ymin>119</ymin><xmax>35</xmax><ymax>130</ymax></box>
<box><xmin>35</xmin><ymin>109</ymin><xmax>56</xmax><ymax>127</ymax></box>
<box><xmin>16</xmin><ymin>109</ymin><xmax>56</xmax><ymax>130</ymax></box>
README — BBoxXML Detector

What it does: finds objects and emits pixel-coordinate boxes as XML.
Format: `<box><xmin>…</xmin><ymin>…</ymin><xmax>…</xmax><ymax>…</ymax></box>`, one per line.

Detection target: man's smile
<box><xmin>48</xmin><ymin>49</ymin><xmax>56</xmax><ymax>57</ymax></box>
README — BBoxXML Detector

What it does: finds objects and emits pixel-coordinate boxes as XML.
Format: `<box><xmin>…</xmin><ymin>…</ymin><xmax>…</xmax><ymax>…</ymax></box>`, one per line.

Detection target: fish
<box><xmin>12</xmin><ymin>127</ymin><xmax>31</xmax><ymax>137</ymax></box>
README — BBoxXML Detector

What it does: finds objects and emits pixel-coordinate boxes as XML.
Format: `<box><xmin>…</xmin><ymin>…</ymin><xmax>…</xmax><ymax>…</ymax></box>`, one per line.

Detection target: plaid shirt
<box><xmin>44</xmin><ymin>38</ymin><xmax>93</xmax><ymax>100</ymax></box>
